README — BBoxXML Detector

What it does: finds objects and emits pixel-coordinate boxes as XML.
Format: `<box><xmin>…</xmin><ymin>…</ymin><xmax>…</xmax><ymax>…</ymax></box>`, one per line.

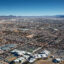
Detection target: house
<box><xmin>13</xmin><ymin>57</ymin><xmax>26</xmax><ymax>64</ymax></box>
<box><xmin>50</xmin><ymin>55</ymin><xmax>54</xmax><ymax>58</ymax></box>
<box><xmin>34</xmin><ymin>54</ymin><xmax>48</xmax><ymax>59</ymax></box>
<box><xmin>41</xmin><ymin>54</ymin><xmax>48</xmax><ymax>59</ymax></box>
<box><xmin>27</xmin><ymin>55</ymin><xmax>36</xmax><ymax>63</ymax></box>
<box><xmin>41</xmin><ymin>50</ymin><xmax>50</xmax><ymax>56</ymax></box>
<box><xmin>23</xmin><ymin>54</ymin><xmax>30</xmax><ymax>60</ymax></box>
<box><xmin>26</xmin><ymin>52</ymin><xmax>32</xmax><ymax>55</ymax></box>
<box><xmin>29</xmin><ymin>57</ymin><xmax>36</xmax><ymax>63</ymax></box>
<box><xmin>52</xmin><ymin>58</ymin><xmax>62</xmax><ymax>63</ymax></box>
<box><xmin>11</xmin><ymin>49</ymin><xmax>26</xmax><ymax>56</ymax></box>
<box><xmin>11</xmin><ymin>49</ymin><xmax>32</xmax><ymax>56</ymax></box>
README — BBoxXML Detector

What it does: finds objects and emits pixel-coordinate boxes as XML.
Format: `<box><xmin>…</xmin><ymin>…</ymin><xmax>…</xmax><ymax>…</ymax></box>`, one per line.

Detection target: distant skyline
<box><xmin>0</xmin><ymin>0</ymin><xmax>64</xmax><ymax>16</ymax></box>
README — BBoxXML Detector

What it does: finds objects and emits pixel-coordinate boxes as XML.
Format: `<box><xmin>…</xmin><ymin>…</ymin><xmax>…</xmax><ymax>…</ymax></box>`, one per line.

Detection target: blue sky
<box><xmin>0</xmin><ymin>0</ymin><xmax>64</xmax><ymax>16</ymax></box>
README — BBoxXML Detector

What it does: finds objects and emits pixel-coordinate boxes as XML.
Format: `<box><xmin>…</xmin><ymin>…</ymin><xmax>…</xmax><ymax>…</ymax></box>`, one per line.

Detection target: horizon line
<box><xmin>0</xmin><ymin>15</ymin><xmax>64</xmax><ymax>17</ymax></box>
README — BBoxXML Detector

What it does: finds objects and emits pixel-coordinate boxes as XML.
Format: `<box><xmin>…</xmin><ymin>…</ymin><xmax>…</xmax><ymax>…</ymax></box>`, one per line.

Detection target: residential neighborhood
<box><xmin>0</xmin><ymin>16</ymin><xmax>64</xmax><ymax>64</ymax></box>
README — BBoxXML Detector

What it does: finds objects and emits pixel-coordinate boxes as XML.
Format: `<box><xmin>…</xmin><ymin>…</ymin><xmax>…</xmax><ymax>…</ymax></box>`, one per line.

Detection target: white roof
<box><xmin>41</xmin><ymin>50</ymin><xmax>50</xmax><ymax>55</ymax></box>
<box><xmin>55</xmin><ymin>58</ymin><xmax>61</xmax><ymax>61</ymax></box>
<box><xmin>14</xmin><ymin>57</ymin><xmax>26</xmax><ymax>62</ymax></box>
<box><xmin>37</xmin><ymin>54</ymin><xmax>42</xmax><ymax>58</ymax></box>
<box><xmin>34</xmin><ymin>54</ymin><xmax>39</xmax><ymax>59</ymax></box>
<box><xmin>23</xmin><ymin>55</ymin><xmax>30</xmax><ymax>59</ymax></box>
<box><xmin>17</xmin><ymin>51</ymin><xmax>26</xmax><ymax>55</ymax></box>
<box><xmin>11</xmin><ymin>49</ymin><xmax>26</xmax><ymax>55</ymax></box>
<box><xmin>27</xmin><ymin>52</ymin><xmax>32</xmax><ymax>55</ymax></box>
<box><xmin>54</xmin><ymin>29</ymin><xmax>58</xmax><ymax>31</ymax></box>
<box><xmin>34</xmin><ymin>54</ymin><xmax>47</xmax><ymax>59</ymax></box>
<box><xmin>42</xmin><ymin>54</ymin><xmax>47</xmax><ymax>58</ymax></box>
<box><xmin>29</xmin><ymin>58</ymin><xmax>36</xmax><ymax>63</ymax></box>
<box><xmin>11</xmin><ymin>49</ymin><xmax>19</xmax><ymax>52</ymax></box>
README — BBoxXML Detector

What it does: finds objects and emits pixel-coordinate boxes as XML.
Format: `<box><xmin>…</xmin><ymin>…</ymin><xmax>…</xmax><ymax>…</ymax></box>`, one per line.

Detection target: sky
<box><xmin>0</xmin><ymin>0</ymin><xmax>64</xmax><ymax>16</ymax></box>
